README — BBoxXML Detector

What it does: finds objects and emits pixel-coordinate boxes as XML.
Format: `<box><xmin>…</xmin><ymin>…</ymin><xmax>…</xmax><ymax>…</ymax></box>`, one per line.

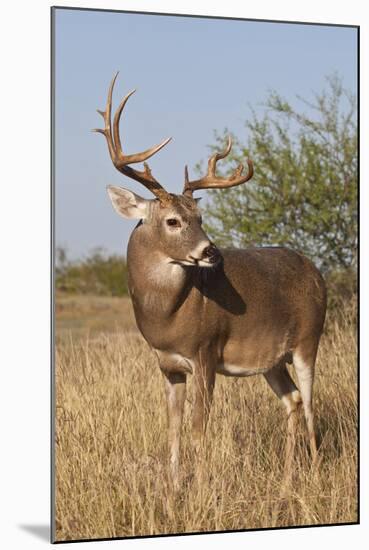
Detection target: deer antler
<box><xmin>93</xmin><ymin>72</ymin><xmax>172</xmax><ymax>203</ymax></box>
<box><xmin>183</xmin><ymin>136</ymin><xmax>253</xmax><ymax>197</ymax></box>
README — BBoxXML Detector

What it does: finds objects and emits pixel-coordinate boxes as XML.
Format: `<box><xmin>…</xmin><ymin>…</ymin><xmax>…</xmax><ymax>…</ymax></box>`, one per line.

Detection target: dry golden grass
<box><xmin>54</xmin><ymin>294</ymin><xmax>357</xmax><ymax>541</ymax></box>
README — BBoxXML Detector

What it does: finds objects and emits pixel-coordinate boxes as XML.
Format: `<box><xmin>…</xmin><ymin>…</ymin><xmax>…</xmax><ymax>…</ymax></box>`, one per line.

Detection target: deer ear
<box><xmin>107</xmin><ymin>186</ymin><xmax>151</xmax><ymax>219</ymax></box>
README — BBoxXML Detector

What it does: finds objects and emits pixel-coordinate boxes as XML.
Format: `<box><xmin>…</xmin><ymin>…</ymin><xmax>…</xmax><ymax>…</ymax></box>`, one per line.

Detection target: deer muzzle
<box><xmin>202</xmin><ymin>244</ymin><xmax>221</xmax><ymax>264</ymax></box>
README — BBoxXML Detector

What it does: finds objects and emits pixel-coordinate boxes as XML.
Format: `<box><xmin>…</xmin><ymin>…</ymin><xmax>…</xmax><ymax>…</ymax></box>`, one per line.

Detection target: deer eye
<box><xmin>166</xmin><ymin>218</ymin><xmax>181</xmax><ymax>227</ymax></box>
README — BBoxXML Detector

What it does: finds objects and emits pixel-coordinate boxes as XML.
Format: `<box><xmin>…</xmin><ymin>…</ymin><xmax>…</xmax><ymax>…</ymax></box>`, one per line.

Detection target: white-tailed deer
<box><xmin>94</xmin><ymin>73</ymin><xmax>327</xmax><ymax>489</ymax></box>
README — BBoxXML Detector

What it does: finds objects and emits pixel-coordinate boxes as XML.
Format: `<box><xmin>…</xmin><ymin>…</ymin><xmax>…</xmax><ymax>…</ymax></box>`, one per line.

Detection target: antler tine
<box><xmin>212</xmin><ymin>135</ymin><xmax>233</xmax><ymax>163</ymax></box>
<box><xmin>112</xmin><ymin>89</ymin><xmax>172</xmax><ymax>164</ymax></box>
<box><xmin>183</xmin><ymin>136</ymin><xmax>253</xmax><ymax>197</ymax></box>
<box><xmin>184</xmin><ymin>165</ymin><xmax>189</xmax><ymax>185</ymax></box>
<box><xmin>113</xmin><ymin>88</ymin><xmax>136</xmax><ymax>155</ymax></box>
<box><xmin>93</xmin><ymin>73</ymin><xmax>172</xmax><ymax>202</ymax></box>
<box><xmin>93</xmin><ymin>71</ymin><xmax>119</xmax><ymax>161</ymax></box>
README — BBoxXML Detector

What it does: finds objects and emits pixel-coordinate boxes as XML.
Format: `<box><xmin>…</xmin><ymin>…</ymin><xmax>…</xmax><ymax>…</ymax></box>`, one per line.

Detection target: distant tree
<box><xmin>55</xmin><ymin>247</ymin><xmax>128</xmax><ymax>296</ymax></box>
<box><xmin>201</xmin><ymin>74</ymin><xmax>357</xmax><ymax>273</ymax></box>
<box><xmin>56</xmin><ymin>246</ymin><xmax>68</xmax><ymax>276</ymax></box>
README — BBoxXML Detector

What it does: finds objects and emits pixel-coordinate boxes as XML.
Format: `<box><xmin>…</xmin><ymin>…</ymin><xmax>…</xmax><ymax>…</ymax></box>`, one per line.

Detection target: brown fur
<box><xmin>99</xmin><ymin>73</ymin><xmax>327</xmax><ymax>490</ymax></box>
<box><xmin>121</xmin><ymin>196</ymin><xmax>327</xmax><ymax>488</ymax></box>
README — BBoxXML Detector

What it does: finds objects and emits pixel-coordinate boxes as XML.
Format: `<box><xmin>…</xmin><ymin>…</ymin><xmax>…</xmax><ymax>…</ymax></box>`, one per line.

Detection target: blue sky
<box><xmin>54</xmin><ymin>8</ymin><xmax>357</xmax><ymax>260</ymax></box>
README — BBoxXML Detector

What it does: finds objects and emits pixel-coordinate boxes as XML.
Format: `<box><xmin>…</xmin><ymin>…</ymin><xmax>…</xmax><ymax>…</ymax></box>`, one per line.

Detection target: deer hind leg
<box><xmin>293</xmin><ymin>345</ymin><xmax>318</xmax><ymax>463</ymax></box>
<box><xmin>264</xmin><ymin>363</ymin><xmax>302</xmax><ymax>478</ymax></box>
<box><xmin>162</xmin><ymin>371</ymin><xmax>187</xmax><ymax>491</ymax></box>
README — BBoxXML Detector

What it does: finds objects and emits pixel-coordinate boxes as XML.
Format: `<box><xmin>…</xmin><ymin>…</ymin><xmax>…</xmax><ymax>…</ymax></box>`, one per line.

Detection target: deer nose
<box><xmin>202</xmin><ymin>244</ymin><xmax>220</xmax><ymax>263</ymax></box>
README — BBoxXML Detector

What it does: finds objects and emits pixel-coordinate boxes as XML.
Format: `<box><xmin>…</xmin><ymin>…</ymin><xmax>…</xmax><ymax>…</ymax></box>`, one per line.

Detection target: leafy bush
<box><xmin>56</xmin><ymin>247</ymin><xmax>128</xmax><ymax>296</ymax></box>
<box><xmin>201</xmin><ymin>75</ymin><xmax>357</xmax><ymax>274</ymax></box>
<box><xmin>325</xmin><ymin>267</ymin><xmax>357</xmax><ymax>315</ymax></box>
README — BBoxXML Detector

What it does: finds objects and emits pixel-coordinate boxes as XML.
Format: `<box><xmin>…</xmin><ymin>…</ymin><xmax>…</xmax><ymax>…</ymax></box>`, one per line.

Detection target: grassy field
<box><xmin>54</xmin><ymin>293</ymin><xmax>358</xmax><ymax>541</ymax></box>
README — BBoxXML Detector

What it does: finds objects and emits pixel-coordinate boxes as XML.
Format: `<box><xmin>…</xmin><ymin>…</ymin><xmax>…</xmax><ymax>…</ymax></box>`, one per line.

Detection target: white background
<box><xmin>0</xmin><ymin>1</ymin><xmax>366</xmax><ymax>548</ymax></box>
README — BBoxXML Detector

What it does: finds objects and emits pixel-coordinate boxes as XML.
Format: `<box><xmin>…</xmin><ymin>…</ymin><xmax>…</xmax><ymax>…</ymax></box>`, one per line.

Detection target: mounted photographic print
<box><xmin>51</xmin><ymin>6</ymin><xmax>358</xmax><ymax>543</ymax></box>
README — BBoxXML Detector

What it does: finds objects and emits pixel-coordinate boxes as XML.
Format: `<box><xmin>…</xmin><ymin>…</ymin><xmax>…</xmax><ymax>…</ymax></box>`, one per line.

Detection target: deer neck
<box><xmin>126</xmin><ymin>223</ymin><xmax>196</xmax><ymax>319</ymax></box>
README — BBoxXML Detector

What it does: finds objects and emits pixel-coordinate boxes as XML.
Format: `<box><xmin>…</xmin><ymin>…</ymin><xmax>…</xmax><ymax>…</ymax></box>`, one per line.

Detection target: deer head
<box><xmin>94</xmin><ymin>73</ymin><xmax>253</xmax><ymax>267</ymax></box>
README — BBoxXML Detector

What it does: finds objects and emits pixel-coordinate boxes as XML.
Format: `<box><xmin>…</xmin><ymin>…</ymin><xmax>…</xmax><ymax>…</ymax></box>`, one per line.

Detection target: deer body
<box><xmin>128</xmin><ymin>233</ymin><xmax>325</xmax><ymax>377</ymax></box>
<box><xmin>95</xmin><ymin>73</ymin><xmax>327</xmax><ymax>489</ymax></box>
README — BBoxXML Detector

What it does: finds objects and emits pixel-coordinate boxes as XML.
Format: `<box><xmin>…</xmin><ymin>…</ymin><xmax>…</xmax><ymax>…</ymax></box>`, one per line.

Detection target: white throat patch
<box><xmin>146</xmin><ymin>255</ymin><xmax>186</xmax><ymax>288</ymax></box>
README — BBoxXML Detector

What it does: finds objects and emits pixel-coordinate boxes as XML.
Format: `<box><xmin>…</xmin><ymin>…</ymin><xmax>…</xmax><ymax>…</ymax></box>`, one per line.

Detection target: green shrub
<box><xmin>56</xmin><ymin>247</ymin><xmax>128</xmax><ymax>296</ymax></box>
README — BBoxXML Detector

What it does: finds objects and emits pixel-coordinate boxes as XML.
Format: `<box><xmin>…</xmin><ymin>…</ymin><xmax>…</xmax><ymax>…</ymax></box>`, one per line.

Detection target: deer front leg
<box><xmin>192</xmin><ymin>355</ymin><xmax>216</xmax><ymax>452</ymax></box>
<box><xmin>161</xmin><ymin>370</ymin><xmax>187</xmax><ymax>491</ymax></box>
<box><xmin>156</xmin><ymin>350</ymin><xmax>191</xmax><ymax>490</ymax></box>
